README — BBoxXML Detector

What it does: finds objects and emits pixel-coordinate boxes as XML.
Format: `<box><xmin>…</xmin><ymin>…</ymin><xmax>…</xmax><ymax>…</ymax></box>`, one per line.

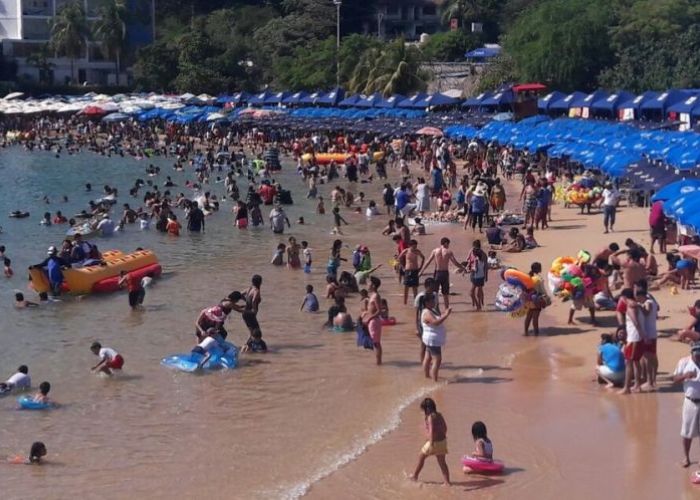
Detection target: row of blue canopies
<box><xmin>444</xmin><ymin>116</ymin><xmax>700</xmax><ymax>176</ymax></box>
<box><xmin>215</xmin><ymin>88</ymin><xmax>462</xmax><ymax>109</ymax></box>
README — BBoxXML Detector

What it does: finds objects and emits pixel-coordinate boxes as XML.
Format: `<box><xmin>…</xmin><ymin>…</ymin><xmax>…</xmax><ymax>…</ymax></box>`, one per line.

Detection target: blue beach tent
<box><xmin>617</xmin><ymin>91</ymin><xmax>658</xmax><ymax>120</ymax></box>
<box><xmin>642</xmin><ymin>89</ymin><xmax>691</xmax><ymax>117</ymax></box>
<box><xmin>248</xmin><ymin>91</ymin><xmax>274</xmax><ymax>106</ymax></box>
<box><xmin>282</xmin><ymin>91</ymin><xmax>309</xmax><ymax>105</ymax></box>
<box><xmin>548</xmin><ymin>92</ymin><xmax>587</xmax><ymax>113</ymax></box>
<box><xmin>591</xmin><ymin>91</ymin><xmax>634</xmax><ymax>116</ymax></box>
<box><xmin>398</xmin><ymin>93</ymin><xmax>428</xmax><ymax>108</ymax></box>
<box><xmin>338</xmin><ymin>94</ymin><xmax>364</xmax><ymax>107</ymax></box>
<box><xmin>569</xmin><ymin>90</ymin><xmax>608</xmax><ymax>110</ymax></box>
<box><xmin>412</xmin><ymin>93</ymin><xmax>461</xmax><ymax>108</ymax></box>
<box><xmin>376</xmin><ymin>94</ymin><xmax>407</xmax><ymax>108</ymax></box>
<box><xmin>315</xmin><ymin>88</ymin><xmax>345</xmax><ymax>106</ymax></box>
<box><xmin>355</xmin><ymin>92</ymin><xmax>385</xmax><ymax>108</ymax></box>
<box><xmin>538</xmin><ymin>91</ymin><xmax>565</xmax><ymax>112</ymax></box>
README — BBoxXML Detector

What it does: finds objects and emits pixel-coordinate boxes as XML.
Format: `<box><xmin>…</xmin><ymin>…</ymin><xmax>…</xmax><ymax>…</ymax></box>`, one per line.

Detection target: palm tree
<box><xmin>93</xmin><ymin>0</ymin><xmax>128</xmax><ymax>85</ymax></box>
<box><xmin>50</xmin><ymin>1</ymin><xmax>88</xmax><ymax>84</ymax></box>
<box><xmin>348</xmin><ymin>39</ymin><xmax>429</xmax><ymax>96</ymax></box>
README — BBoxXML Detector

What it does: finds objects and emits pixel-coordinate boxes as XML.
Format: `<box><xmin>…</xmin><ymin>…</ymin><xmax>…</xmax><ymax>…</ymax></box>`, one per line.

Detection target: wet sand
<box><xmin>307</xmin><ymin>187</ymin><xmax>699</xmax><ymax>499</ymax></box>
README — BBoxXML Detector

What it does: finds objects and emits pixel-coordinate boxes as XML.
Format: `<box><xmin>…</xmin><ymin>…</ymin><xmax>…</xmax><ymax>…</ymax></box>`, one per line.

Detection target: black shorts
<box><xmin>471</xmin><ymin>277</ymin><xmax>485</xmax><ymax>287</ymax></box>
<box><xmin>426</xmin><ymin>345</ymin><xmax>442</xmax><ymax>356</ymax></box>
<box><xmin>242</xmin><ymin>310</ymin><xmax>260</xmax><ymax>331</ymax></box>
<box><xmin>404</xmin><ymin>269</ymin><xmax>419</xmax><ymax>287</ymax></box>
<box><xmin>128</xmin><ymin>290</ymin><xmax>144</xmax><ymax>307</ymax></box>
<box><xmin>434</xmin><ymin>270</ymin><xmax>450</xmax><ymax>294</ymax></box>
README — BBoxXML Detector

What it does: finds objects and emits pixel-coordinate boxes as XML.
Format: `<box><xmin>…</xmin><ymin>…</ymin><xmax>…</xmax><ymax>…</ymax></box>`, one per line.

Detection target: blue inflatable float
<box><xmin>161</xmin><ymin>342</ymin><xmax>239</xmax><ymax>373</ymax></box>
<box><xmin>17</xmin><ymin>395</ymin><xmax>52</xmax><ymax>410</ymax></box>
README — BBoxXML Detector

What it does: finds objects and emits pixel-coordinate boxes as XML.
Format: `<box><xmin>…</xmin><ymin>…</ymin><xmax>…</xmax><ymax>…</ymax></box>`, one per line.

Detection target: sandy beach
<box><xmin>305</xmin><ymin>181</ymin><xmax>698</xmax><ymax>500</ymax></box>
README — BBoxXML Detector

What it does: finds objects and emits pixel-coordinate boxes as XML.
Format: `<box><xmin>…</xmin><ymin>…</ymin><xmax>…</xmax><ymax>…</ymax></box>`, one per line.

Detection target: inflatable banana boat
<box><xmin>301</xmin><ymin>151</ymin><xmax>384</xmax><ymax>165</ymax></box>
<box><xmin>29</xmin><ymin>249</ymin><xmax>161</xmax><ymax>295</ymax></box>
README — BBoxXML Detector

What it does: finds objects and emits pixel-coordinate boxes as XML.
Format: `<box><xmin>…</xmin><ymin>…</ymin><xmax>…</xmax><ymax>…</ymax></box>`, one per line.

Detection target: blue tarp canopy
<box><xmin>549</xmin><ymin>92</ymin><xmax>587</xmax><ymax>111</ymax></box>
<box><xmin>338</xmin><ymin>94</ymin><xmax>364</xmax><ymax>107</ymax></box>
<box><xmin>465</xmin><ymin>47</ymin><xmax>501</xmax><ymax>59</ymax></box>
<box><xmin>299</xmin><ymin>91</ymin><xmax>322</xmax><ymax>105</ymax></box>
<box><xmin>618</xmin><ymin>91</ymin><xmax>658</xmax><ymax>114</ymax></box>
<box><xmin>463</xmin><ymin>92</ymin><xmax>491</xmax><ymax>108</ymax></box>
<box><xmin>248</xmin><ymin>91</ymin><xmax>274</xmax><ymax>105</ymax></box>
<box><xmin>355</xmin><ymin>92</ymin><xmax>385</xmax><ymax>108</ymax></box>
<box><xmin>480</xmin><ymin>90</ymin><xmax>514</xmax><ymax>107</ymax></box>
<box><xmin>376</xmin><ymin>94</ymin><xmax>407</xmax><ymax>108</ymax></box>
<box><xmin>315</xmin><ymin>87</ymin><xmax>345</xmax><ymax>106</ymax></box>
<box><xmin>641</xmin><ymin>89</ymin><xmax>690</xmax><ymax>114</ymax></box>
<box><xmin>398</xmin><ymin>93</ymin><xmax>428</xmax><ymax>108</ymax></box>
<box><xmin>264</xmin><ymin>92</ymin><xmax>291</xmax><ymax>105</ymax></box>
<box><xmin>651</xmin><ymin>179</ymin><xmax>700</xmax><ymax>202</ymax></box>
<box><xmin>538</xmin><ymin>91</ymin><xmax>565</xmax><ymax>111</ymax></box>
<box><xmin>665</xmin><ymin>94</ymin><xmax>700</xmax><ymax>114</ymax></box>
<box><xmin>569</xmin><ymin>90</ymin><xmax>608</xmax><ymax>109</ymax></box>
<box><xmin>282</xmin><ymin>91</ymin><xmax>309</xmax><ymax>105</ymax></box>
<box><xmin>216</xmin><ymin>92</ymin><xmax>250</xmax><ymax>105</ymax></box>
<box><xmin>412</xmin><ymin>93</ymin><xmax>461</xmax><ymax>108</ymax></box>
<box><xmin>591</xmin><ymin>91</ymin><xmax>634</xmax><ymax>113</ymax></box>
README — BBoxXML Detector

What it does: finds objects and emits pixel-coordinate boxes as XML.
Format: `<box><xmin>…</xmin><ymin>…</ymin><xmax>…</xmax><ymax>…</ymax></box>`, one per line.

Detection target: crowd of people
<box><xmin>2</xmin><ymin>111</ymin><xmax>700</xmax><ymax>487</ymax></box>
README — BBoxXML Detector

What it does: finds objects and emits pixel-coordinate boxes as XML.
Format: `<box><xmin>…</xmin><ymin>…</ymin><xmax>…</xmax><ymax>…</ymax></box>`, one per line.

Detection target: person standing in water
<box><xmin>410</xmin><ymin>398</ymin><xmax>450</xmax><ymax>485</ymax></box>
<box><xmin>363</xmin><ymin>276</ymin><xmax>384</xmax><ymax>365</ymax></box>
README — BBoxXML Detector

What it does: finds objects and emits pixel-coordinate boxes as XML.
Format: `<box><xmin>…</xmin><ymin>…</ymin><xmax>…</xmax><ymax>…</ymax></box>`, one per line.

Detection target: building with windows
<box><xmin>0</xmin><ymin>0</ymin><xmax>153</xmax><ymax>85</ymax></box>
<box><xmin>375</xmin><ymin>0</ymin><xmax>442</xmax><ymax>41</ymax></box>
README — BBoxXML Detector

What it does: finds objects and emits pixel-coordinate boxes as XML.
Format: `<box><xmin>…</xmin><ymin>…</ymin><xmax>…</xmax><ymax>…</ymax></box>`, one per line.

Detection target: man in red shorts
<box><xmin>619</xmin><ymin>289</ymin><xmax>646</xmax><ymax>395</ymax></box>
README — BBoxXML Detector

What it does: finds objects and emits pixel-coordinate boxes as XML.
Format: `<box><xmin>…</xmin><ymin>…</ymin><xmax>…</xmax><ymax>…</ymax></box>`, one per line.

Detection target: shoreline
<box><xmin>304</xmin><ymin>178</ymin><xmax>698</xmax><ymax>498</ymax></box>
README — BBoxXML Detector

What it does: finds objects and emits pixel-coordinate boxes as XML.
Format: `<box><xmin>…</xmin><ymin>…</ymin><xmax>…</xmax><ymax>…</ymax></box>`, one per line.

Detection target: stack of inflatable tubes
<box><xmin>495</xmin><ymin>268</ymin><xmax>534</xmax><ymax>314</ymax></box>
<box><xmin>565</xmin><ymin>185</ymin><xmax>603</xmax><ymax>206</ymax></box>
<box><xmin>548</xmin><ymin>256</ymin><xmax>595</xmax><ymax>301</ymax></box>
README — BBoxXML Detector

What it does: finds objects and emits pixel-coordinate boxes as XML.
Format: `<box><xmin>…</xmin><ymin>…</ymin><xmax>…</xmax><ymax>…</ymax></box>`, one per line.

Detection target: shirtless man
<box><xmin>242</xmin><ymin>274</ymin><xmax>263</xmax><ymax>336</ymax></box>
<box><xmin>621</xmin><ymin>248</ymin><xmax>647</xmax><ymax>290</ymax></box>
<box><xmin>420</xmin><ymin>237</ymin><xmax>465</xmax><ymax>308</ymax></box>
<box><xmin>399</xmin><ymin>239</ymin><xmax>425</xmax><ymax>305</ymax></box>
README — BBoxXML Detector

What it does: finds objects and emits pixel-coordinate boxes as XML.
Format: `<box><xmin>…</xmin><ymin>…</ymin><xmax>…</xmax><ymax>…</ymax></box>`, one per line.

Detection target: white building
<box><xmin>0</xmin><ymin>0</ymin><xmax>139</xmax><ymax>85</ymax></box>
<box><xmin>375</xmin><ymin>0</ymin><xmax>442</xmax><ymax>41</ymax></box>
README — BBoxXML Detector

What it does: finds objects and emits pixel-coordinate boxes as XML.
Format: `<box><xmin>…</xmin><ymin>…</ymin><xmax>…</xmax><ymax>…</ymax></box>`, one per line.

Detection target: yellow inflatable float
<box><xmin>301</xmin><ymin>151</ymin><xmax>384</xmax><ymax>164</ymax></box>
<box><xmin>29</xmin><ymin>250</ymin><xmax>161</xmax><ymax>295</ymax></box>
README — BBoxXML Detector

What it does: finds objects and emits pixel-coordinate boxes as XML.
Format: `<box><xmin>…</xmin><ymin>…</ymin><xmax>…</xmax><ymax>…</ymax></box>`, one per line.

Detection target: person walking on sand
<box><xmin>410</xmin><ymin>398</ymin><xmax>450</xmax><ymax>485</ymax></box>
<box><xmin>599</xmin><ymin>181</ymin><xmax>620</xmax><ymax>233</ymax></box>
<box><xmin>673</xmin><ymin>343</ymin><xmax>700</xmax><ymax>468</ymax></box>
<box><xmin>420</xmin><ymin>237</ymin><xmax>466</xmax><ymax>309</ymax></box>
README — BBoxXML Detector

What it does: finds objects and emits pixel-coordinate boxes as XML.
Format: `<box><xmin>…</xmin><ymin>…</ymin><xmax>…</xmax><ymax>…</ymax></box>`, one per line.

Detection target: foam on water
<box><xmin>274</xmin><ymin>382</ymin><xmax>446</xmax><ymax>499</ymax></box>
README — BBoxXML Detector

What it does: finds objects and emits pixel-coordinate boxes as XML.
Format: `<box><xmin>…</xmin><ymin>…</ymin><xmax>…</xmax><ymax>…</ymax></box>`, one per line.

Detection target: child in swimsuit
<box><xmin>271</xmin><ymin>243</ymin><xmax>286</xmax><ymax>266</ymax></box>
<box><xmin>466</xmin><ymin>420</ymin><xmax>494</xmax><ymax>470</ymax></box>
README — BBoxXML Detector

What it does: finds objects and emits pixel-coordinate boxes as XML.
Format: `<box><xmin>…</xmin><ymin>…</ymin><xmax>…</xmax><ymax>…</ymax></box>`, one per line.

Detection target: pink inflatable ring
<box><xmin>461</xmin><ymin>456</ymin><xmax>504</xmax><ymax>474</ymax></box>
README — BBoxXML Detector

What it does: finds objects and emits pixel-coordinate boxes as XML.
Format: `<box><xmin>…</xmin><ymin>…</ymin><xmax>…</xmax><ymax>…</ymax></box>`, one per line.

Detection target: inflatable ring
<box><xmin>380</xmin><ymin>317</ymin><xmax>396</xmax><ymax>326</ymax></box>
<box><xmin>462</xmin><ymin>456</ymin><xmax>504</xmax><ymax>474</ymax></box>
<box><xmin>17</xmin><ymin>395</ymin><xmax>52</xmax><ymax>410</ymax></box>
<box><xmin>503</xmin><ymin>269</ymin><xmax>534</xmax><ymax>290</ymax></box>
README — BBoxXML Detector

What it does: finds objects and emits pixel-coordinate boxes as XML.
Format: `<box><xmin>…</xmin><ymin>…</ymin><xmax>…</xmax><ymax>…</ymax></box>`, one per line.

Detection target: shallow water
<box><xmin>0</xmin><ymin>147</ymin><xmax>507</xmax><ymax>498</ymax></box>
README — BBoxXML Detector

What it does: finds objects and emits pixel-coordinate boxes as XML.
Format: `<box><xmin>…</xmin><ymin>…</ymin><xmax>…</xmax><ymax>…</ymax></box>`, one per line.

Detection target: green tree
<box><xmin>421</xmin><ymin>30</ymin><xmax>479</xmax><ymax>62</ymax></box>
<box><xmin>599</xmin><ymin>0</ymin><xmax>700</xmax><ymax>91</ymax></box>
<box><xmin>274</xmin><ymin>34</ymin><xmax>381</xmax><ymax>90</ymax></box>
<box><xmin>132</xmin><ymin>40</ymin><xmax>178</xmax><ymax>91</ymax></box>
<box><xmin>502</xmin><ymin>0</ymin><xmax>616</xmax><ymax>91</ymax></box>
<box><xmin>440</xmin><ymin>0</ymin><xmax>502</xmax><ymax>41</ymax></box>
<box><xmin>50</xmin><ymin>1</ymin><xmax>89</xmax><ymax>84</ymax></box>
<box><xmin>475</xmin><ymin>54</ymin><xmax>517</xmax><ymax>93</ymax></box>
<box><xmin>26</xmin><ymin>44</ymin><xmax>55</xmax><ymax>84</ymax></box>
<box><xmin>348</xmin><ymin>39</ymin><xmax>429</xmax><ymax>96</ymax></box>
<box><xmin>93</xmin><ymin>0</ymin><xmax>128</xmax><ymax>85</ymax></box>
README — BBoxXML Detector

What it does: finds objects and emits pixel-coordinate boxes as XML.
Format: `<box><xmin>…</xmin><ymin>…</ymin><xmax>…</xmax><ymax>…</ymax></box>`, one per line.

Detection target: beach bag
<box><xmin>355</xmin><ymin>323</ymin><xmax>374</xmax><ymax>350</ymax></box>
